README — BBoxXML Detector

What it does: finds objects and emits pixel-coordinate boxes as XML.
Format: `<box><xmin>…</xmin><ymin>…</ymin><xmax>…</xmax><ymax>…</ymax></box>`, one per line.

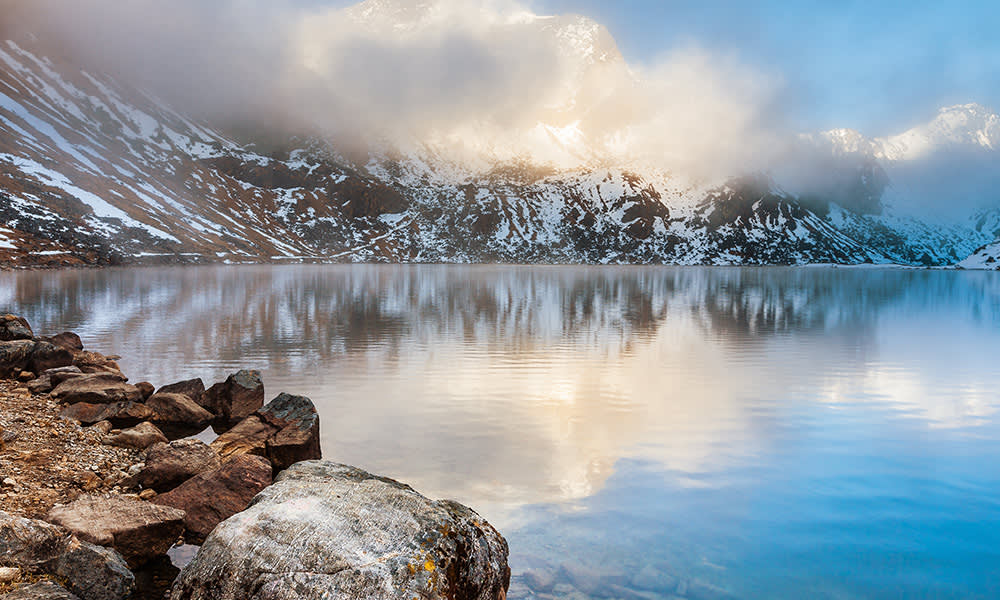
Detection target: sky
<box><xmin>293</xmin><ymin>0</ymin><xmax>1000</xmax><ymax>135</ymax></box>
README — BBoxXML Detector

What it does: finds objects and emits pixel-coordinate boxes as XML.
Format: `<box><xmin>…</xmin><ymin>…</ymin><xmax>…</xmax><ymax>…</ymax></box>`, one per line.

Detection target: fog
<box><xmin>7</xmin><ymin>0</ymin><xmax>789</xmax><ymax>177</ymax></box>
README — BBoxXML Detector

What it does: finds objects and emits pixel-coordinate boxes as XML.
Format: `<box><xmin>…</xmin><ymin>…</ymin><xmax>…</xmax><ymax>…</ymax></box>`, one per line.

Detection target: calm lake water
<box><xmin>3</xmin><ymin>265</ymin><xmax>1000</xmax><ymax>599</ymax></box>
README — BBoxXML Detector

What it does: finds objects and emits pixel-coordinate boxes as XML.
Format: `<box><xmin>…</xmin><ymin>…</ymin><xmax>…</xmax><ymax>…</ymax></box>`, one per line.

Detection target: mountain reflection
<box><xmin>2</xmin><ymin>265</ymin><xmax>998</xmax><ymax>518</ymax></box>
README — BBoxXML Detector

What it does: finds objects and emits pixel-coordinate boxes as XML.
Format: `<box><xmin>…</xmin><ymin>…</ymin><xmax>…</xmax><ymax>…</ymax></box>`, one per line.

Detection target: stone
<box><xmin>157</xmin><ymin>378</ymin><xmax>205</xmax><ymax>402</ymax></box>
<box><xmin>0</xmin><ymin>340</ymin><xmax>37</xmax><ymax>378</ymax></box>
<box><xmin>61</xmin><ymin>401</ymin><xmax>154</xmax><ymax>428</ymax></box>
<box><xmin>73</xmin><ymin>351</ymin><xmax>123</xmax><ymax>375</ymax></box>
<box><xmin>29</xmin><ymin>341</ymin><xmax>75</xmax><ymax>374</ymax></box>
<box><xmin>169</xmin><ymin>461</ymin><xmax>510</xmax><ymax>600</ymax></box>
<box><xmin>104</xmin><ymin>422</ymin><xmax>169</xmax><ymax>450</ymax></box>
<box><xmin>0</xmin><ymin>314</ymin><xmax>33</xmax><ymax>341</ymax></box>
<box><xmin>27</xmin><ymin>366</ymin><xmax>88</xmax><ymax>395</ymax></box>
<box><xmin>89</xmin><ymin>420</ymin><xmax>114</xmax><ymax>435</ymax></box>
<box><xmin>44</xmin><ymin>331</ymin><xmax>84</xmax><ymax>352</ymax></box>
<box><xmin>198</xmin><ymin>370</ymin><xmax>264</xmax><ymax>431</ymax></box>
<box><xmin>139</xmin><ymin>439</ymin><xmax>221</xmax><ymax>493</ymax></box>
<box><xmin>135</xmin><ymin>382</ymin><xmax>155</xmax><ymax>400</ymax></box>
<box><xmin>51</xmin><ymin>375</ymin><xmax>143</xmax><ymax>405</ymax></box>
<box><xmin>153</xmin><ymin>454</ymin><xmax>271</xmax><ymax>545</ymax></box>
<box><xmin>0</xmin><ymin>565</ymin><xmax>19</xmax><ymax>584</ymax></box>
<box><xmin>16</xmin><ymin>370</ymin><xmax>34</xmax><ymax>382</ymax></box>
<box><xmin>46</xmin><ymin>496</ymin><xmax>186</xmax><ymax>568</ymax></box>
<box><xmin>211</xmin><ymin>393</ymin><xmax>321</xmax><ymax>474</ymax></box>
<box><xmin>3</xmin><ymin>581</ymin><xmax>81</xmax><ymax>600</ymax></box>
<box><xmin>139</xmin><ymin>489</ymin><xmax>157</xmax><ymax>500</ymax></box>
<box><xmin>146</xmin><ymin>394</ymin><xmax>213</xmax><ymax>429</ymax></box>
<box><xmin>0</xmin><ymin>510</ymin><xmax>134</xmax><ymax>600</ymax></box>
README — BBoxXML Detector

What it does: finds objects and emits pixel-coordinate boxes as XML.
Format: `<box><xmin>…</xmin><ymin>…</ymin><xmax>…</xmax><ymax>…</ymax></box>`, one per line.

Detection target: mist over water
<box><xmin>3</xmin><ymin>265</ymin><xmax>1000</xmax><ymax>599</ymax></box>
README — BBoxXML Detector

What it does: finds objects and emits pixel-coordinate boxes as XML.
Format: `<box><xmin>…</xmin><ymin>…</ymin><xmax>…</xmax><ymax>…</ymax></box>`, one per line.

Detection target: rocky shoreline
<box><xmin>0</xmin><ymin>314</ymin><xmax>510</xmax><ymax>600</ymax></box>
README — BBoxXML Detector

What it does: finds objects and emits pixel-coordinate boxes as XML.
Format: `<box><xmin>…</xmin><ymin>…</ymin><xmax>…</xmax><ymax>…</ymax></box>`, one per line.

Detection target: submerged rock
<box><xmin>46</xmin><ymin>496</ymin><xmax>186</xmax><ymax>568</ymax></box>
<box><xmin>153</xmin><ymin>454</ymin><xmax>272</xmax><ymax>544</ymax></box>
<box><xmin>140</xmin><ymin>439</ymin><xmax>222</xmax><ymax>493</ymax></box>
<box><xmin>170</xmin><ymin>461</ymin><xmax>510</xmax><ymax>600</ymax></box>
<box><xmin>211</xmin><ymin>393</ymin><xmax>321</xmax><ymax>474</ymax></box>
<box><xmin>0</xmin><ymin>510</ymin><xmax>134</xmax><ymax>600</ymax></box>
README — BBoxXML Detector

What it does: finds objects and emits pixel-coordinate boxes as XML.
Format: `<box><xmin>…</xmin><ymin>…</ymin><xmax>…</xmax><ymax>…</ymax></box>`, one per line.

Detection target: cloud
<box><xmin>7</xmin><ymin>0</ymin><xmax>787</xmax><ymax>176</ymax></box>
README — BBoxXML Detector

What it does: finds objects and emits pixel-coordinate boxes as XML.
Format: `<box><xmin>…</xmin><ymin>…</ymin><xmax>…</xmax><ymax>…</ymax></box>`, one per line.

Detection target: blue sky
<box><xmin>538</xmin><ymin>0</ymin><xmax>1000</xmax><ymax>135</ymax></box>
<box><xmin>299</xmin><ymin>0</ymin><xmax>1000</xmax><ymax>135</ymax></box>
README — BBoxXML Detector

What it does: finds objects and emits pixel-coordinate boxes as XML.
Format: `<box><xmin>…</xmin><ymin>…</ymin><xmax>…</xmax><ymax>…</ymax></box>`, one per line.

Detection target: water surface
<box><xmin>3</xmin><ymin>265</ymin><xmax>999</xmax><ymax>599</ymax></box>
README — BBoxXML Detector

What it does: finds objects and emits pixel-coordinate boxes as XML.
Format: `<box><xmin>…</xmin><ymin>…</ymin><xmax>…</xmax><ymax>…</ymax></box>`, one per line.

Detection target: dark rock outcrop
<box><xmin>153</xmin><ymin>454</ymin><xmax>272</xmax><ymax>544</ymax></box>
<box><xmin>0</xmin><ymin>510</ymin><xmax>134</xmax><ymax>600</ymax></box>
<box><xmin>46</xmin><ymin>496</ymin><xmax>186</xmax><ymax>568</ymax></box>
<box><xmin>198</xmin><ymin>370</ymin><xmax>264</xmax><ymax>431</ymax></box>
<box><xmin>170</xmin><ymin>461</ymin><xmax>510</xmax><ymax>600</ymax></box>
<box><xmin>139</xmin><ymin>439</ymin><xmax>221</xmax><ymax>493</ymax></box>
<box><xmin>211</xmin><ymin>393</ymin><xmax>321</xmax><ymax>474</ymax></box>
<box><xmin>0</xmin><ymin>315</ymin><xmax>33</xmax><ymax>341</ymax></box>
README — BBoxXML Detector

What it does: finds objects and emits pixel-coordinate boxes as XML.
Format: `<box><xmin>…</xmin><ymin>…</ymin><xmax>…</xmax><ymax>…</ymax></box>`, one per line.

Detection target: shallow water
<box><xmin>3</xmin><ymin>265</ymin><xmax>999</xmax><ymax>599</ymax></box>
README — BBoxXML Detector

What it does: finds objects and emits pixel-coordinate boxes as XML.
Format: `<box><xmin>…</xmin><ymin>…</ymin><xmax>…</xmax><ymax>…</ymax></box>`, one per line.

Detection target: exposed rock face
<box><xmin>46</xmin><ymin>496</ymin><xmax>186</xmax><ymax>568</ymax></box>
<box><xmin>103</xmin><ymin>422</ymin><xmax>169</xmax><ymax>451</ymax></box>
<box><xmin>211</xmin><ymin>393</ymin><xmax>321</xmax><ymax>473</ymax></box>
<box><xmin>3</xmin><ymin>580</ymin><xmax>81</xmax><ymax>599</ymax></box>
<box><xmin>139</xmin><ymin>439</ymin><xmax>222</xmax><ymax>493</ymax></box>
<box><xmin>199</xmin><ymin>370</ymin><xmax>264</xmax><ymax>431</ymax></box>
<box><xmin>51</xmin><ymin>375</ymin><xmax>143</xmax><ymax>405</ymax></box>
<box><xmin>156</xmin><ymin>378</ymin><xmax>205</xmax><ymax>401</ymax></box>
<box><xmin>0</xmin><ymin>315</ymin><xmax>33</xmax><ymax>341</ymax></box>
<box><xmin>0</xmin><ymin>510</ymin><xmax>134</xmax><ymax>600</ymax></box>
<box><xmin>153</xmin><ymin>454</ymin><xmax>271</xmax><ymax>544</ymax></box>
<box><xmin>170</xmin><ymin>462</ymin><xmax>510</xmax><ymax>600</ymax></box>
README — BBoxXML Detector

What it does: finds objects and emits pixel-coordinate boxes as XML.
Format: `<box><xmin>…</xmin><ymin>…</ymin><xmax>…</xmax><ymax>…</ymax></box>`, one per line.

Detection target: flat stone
<box><xmin>52</xmin><ymin>375</ymin><xmax>143</xmax><ymax>405</ymax></box>
<box><xmin>46</xmin><ymin>495</ymin><xmax>186</xmax><ymax>568</ymax></box>
<box><xmin>3</xmin><ymin>581</ymin><xmax>81</xmax><ymax>600</ymax></box>
<box><xmin>153</xmin><ymin>454</ymin><xmax>271</xmax><ymax>544</ymax></box>
<box><xmin>169</xmin><ymin>461</ymin><xmax>510</xmax><ymax>600</ymax></box>
<box><xmin>0</xmin><ymin>314</ymin><xmax>33</xmax><ymax>341</ymax></box>
<box><xmin>61</xmin><ymin>401</ymin><xmax>154</xmax><ymax>428</ymax></box>
<box><xmin>104</xmin><ymin>422</ymin><xmax>169</xmax><ymax>450</ymax></box>
<box><xmin>0</xmin><ymin>511</ymin><xmax>134</xmax><ymax>600</ymax></box>
<box><xmin>156</xmin><ymin>378</ymin><xmax>205</xmax><ymax>402</ymax></box>
<box><xmin>140</xmin><ymin>439</ymin><xmax>222</xmax><ymax>493</ymax></box>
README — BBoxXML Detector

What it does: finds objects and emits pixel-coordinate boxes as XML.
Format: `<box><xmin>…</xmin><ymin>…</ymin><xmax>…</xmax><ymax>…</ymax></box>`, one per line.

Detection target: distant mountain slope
<box><xmin>0</xmin><ymin>17</ymin><xmax>996</xmax><ymax>267</ymax></box>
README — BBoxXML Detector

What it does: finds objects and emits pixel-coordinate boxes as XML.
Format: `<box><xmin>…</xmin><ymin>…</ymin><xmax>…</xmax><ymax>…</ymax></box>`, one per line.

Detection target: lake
<box><xmin>3</xmin><ymin>265</ymin><xmax>999</xmax><ymax>599</ymax></box>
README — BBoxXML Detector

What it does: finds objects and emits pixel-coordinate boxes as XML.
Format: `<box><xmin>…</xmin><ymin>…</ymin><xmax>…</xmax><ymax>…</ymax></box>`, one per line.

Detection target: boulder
<box><xmin>46</xmin><ymin>496</ymin><xmax>185</xmax><ymax>568</ymax></box>
<box><xmin>51</xmin><ymin>375</ymin><xmax>142</xmax><ymax>405</ymax></box>
<box><xmin>72</xmin><ymin>352</ymin><xmax>123</xmax><ymax>377</ymax></box>
<box><xmin>44</xmin><ymin>332</ymin><xmax>84</xmax><ymax>352</ymax></box>
<box><xmin>0</xmin><ymin>510</ymin><xmax>134</xmax><ymax>600</ymax></box>
<box><xmin>103</xmin><ymin>422</ymin><xmax>169</xmax><ymax>451</ymax></box>
<box><xmin>139</xmin><ymin>439</ymin><xmax>222</xmax><ymax>493</ymax></box>
<box><xmin>0</xmin><ymin>315</ymin><xmax>33</xmax><ymax>341</ymax></box>
<box><xmin>3</xmin><ymin>581</ymin><xmax>81</xmax><ymax>599</ymax></box>
<box><xmin>211</xmin><ymin>393</ymin><xmax>321</xmax><ymax>474</ymax></box>
<box><xmin>29</xmin><ymin>341</ymin><xmax>75</xmax><ymax>374</ymax></box>
<box><xmin>170</xmin><ymin>462</ymin><xmax>510</xmax><ymax>600</ymax></box>
<box><xmin>153</xmin><ymin>454</ymin><xmax>271</xmax><ymax>544</ymax></box>
<box><xmin>27</xmin><ymin>366</ymin><xmax>84</xmax><ymax>395</ymax></box>
<box><xmin>198</xmin><ymin>370</ymin><xmax>264</xmax><ymax>431</ymax></box>
<box><xmin>61</xmin><ymin>401</ymin><xmax>154</xmax><ymax>428</ymax></box>
<box><xmin>135</xmin><ymin>382</ymin><xmax>155</xmax><ymax>400</ymax></box>
<box><xmin>146</xmin><ymin>393</ymin><xmax>214</xmax><ymax>438</ymax></box>
<box><xmin>0</xmin><ymin>340</ymin><xmax>36</xmax><ymax>378</ymax></box>
<box><xmin>157</xmin><ymin>378</ymin><xmax>205</xmax><ymax>402</ymax></box>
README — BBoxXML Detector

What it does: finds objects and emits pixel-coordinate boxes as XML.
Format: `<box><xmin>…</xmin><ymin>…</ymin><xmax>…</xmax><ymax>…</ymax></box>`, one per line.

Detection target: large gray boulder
<box><xmin>170</xmin><ymin>461</ymin><xmax>510</xmax><ymax>600</ymax></box>
<box><xmin>0</xmin><ymin>510</ymin><xmax>134</xmax><ymax>600</ymax></box>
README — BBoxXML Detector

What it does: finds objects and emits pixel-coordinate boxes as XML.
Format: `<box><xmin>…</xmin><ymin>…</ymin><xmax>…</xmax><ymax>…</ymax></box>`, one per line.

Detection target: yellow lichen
<box><xmin>424</xmin><ymin>561</ymin><xmax>436</xmax><ymax>572</ymax></box>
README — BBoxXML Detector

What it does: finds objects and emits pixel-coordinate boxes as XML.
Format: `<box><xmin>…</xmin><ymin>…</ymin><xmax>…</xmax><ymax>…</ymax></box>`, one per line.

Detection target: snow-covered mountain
<box><xmin>0</xmin><ymin>4</ymin><xmax>998</xmax><ymax>268</ymax></box>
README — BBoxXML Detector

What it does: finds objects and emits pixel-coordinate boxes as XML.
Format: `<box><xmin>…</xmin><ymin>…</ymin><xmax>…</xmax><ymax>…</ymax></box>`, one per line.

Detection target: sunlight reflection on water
<box><xmin>2</xmin><ymin>265</ymin><xmax>999</xmax><ymax>599</ymax></box>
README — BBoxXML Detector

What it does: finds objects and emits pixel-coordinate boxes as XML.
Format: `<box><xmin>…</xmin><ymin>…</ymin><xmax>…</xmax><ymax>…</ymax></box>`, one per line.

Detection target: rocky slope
<box><xmin>0</xmin><ymin>5</ymin><xmax>998</xmax><ymax>267</ymax></box>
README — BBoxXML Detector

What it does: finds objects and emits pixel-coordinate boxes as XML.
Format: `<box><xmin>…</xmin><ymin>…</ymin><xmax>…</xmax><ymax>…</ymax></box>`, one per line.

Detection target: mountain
<box><xmin>0</xmin><ymin>5</ymin><xmax>998</xmax><ymax>268</ymax></box>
